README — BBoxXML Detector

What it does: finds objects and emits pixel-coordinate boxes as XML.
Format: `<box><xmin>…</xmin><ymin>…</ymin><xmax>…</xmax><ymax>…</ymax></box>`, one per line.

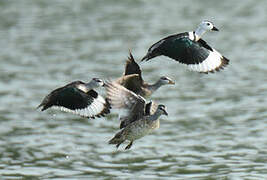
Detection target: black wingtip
<box><xmin>199</xmin><ymin>56</ymin><xmax>230</xmax><ymax>74</ymax></box>
<box><xmin>212</xmin><ymin>26</ymin><xmax>219</xmax><ymax>31</ymax></box>
<box><xmin>222</xmin><ymin>56</ymin><xmax>230</xmax><ymax>65</ymax></box>
<box><xmin>96</xmin><ymin>98</ymin><xmax>111</xmax><ymax>118</ymax></box>
<box><xmin>215</xmin><ymin>56</ymin><xmax>229</xmax><ymax>72</ymax></box>
<box><xmin>141</xmin><ymin>54</ymin><xmax>148</xmax><ymax>62</ymax></box>
<box><xmin>104</xmin><ymin>98</ymin><xmax>112</xmax><ymax>114</ymax></box>
<box><xmin>83</xmin><ymin>99</ymin><xmax>111</xmax><ymax>119</ymax></box>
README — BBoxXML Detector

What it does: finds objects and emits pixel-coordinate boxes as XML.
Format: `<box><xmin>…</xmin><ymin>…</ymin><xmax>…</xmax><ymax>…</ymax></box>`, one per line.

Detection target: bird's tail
<box><xmin>109</xmin><ymin>130</ymin><xmax>125</xmax><ymax>145</ymax></box>
<box><xmin>36</xmin><ymin>95</ymin><xmax>51</xmax><ymax>111</ymax></box>
<box><xmin>36</xmin><ymin>101</ymin><xmax>47</xmax><ymax>111</ymax></box>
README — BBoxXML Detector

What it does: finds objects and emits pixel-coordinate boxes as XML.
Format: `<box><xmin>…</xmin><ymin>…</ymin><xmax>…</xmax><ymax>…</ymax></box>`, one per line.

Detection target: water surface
<box><xmin>1</xmin><ymin>0</ymin><xmax>267</xmax><ymax>179</ymax></box>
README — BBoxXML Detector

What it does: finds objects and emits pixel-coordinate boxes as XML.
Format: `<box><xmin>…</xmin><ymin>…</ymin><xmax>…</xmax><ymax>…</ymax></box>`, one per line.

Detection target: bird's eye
<box><xmin>207</xmin><ymin>23</ymin><xmax>210</xmax><ymax>26</ymax></box>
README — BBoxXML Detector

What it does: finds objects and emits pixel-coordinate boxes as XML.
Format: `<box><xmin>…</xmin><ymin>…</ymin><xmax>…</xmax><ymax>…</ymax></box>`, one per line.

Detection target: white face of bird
<box><xmin>159</xmin><ymin>76</ymin><xmax>175</xmax><ymax>85</ymax></box>
<box><xmin>158</xmin><ymin>104</ymin><xmax>168</xmax><ymax>116</ymax></box>
<box><xmin>91</xmin><ymin>78</ymin><xmax>105</xmax><ymax>87</ymax></box>
<box><xmin>199</xmin><ymin>20</ymin><xmax>219</xmax><ymax>32</ymax></box>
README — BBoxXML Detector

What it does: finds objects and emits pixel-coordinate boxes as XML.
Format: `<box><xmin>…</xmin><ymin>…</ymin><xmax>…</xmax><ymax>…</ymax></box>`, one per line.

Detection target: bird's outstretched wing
<box><xmin>124</xmin><ymin>51</ymin><xmax>144</xmax><ymax>82</ymax></box>
<box><xmin>105</xmin><ymin>81</ymin><xmax>146</xmax><ymax>128</ymax></box>
<box><xmin>142</xmin><ymin>32</ymin><xmax>229</xmax><ymax>73</ymax></box>
<box><xmin>38</xmin><ymin>81</ymin><xmax>110</xmax><ymax>118</ymax></box>
<box><xmin>115</xmin><ymin>74</ymin><xmax>143</xmax><ymax>95</ymax></box>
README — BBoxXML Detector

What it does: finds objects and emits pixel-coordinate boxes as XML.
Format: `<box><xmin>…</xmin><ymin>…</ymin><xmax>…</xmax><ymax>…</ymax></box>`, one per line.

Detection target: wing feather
<box><xmin>105</xmin><ymin>81</ymin><xmax>146</xmax><ymax>128</ymax></box>
<box><xmin>38</xmin><ymin>81</ymin><xmax>110</xmax><ymax>118</ymax></box>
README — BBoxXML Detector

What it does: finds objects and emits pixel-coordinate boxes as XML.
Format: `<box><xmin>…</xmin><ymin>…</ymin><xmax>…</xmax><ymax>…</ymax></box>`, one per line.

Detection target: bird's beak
<box><xmin>103</xmin><ymin>83</ymin><xmax>106</xmax><ymax>87</ymax></box>
<box><xmin>212</xmin><ymin>26</ymin><xmax>219</xmax><ymax>31</ymax></box>
<box><xmin>163</xmin><ymin>109</ymin><xmax>168</xmax><ymax>116</ymax></box>
<box><xmin>168</xmin><ymin>80</ymin><xmax>175</xmax><ymax>85</ymax></box>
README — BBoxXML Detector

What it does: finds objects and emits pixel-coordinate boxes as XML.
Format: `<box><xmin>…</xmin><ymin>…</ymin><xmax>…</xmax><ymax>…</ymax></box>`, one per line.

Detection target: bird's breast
<box><xmin>126</xmin><ymin>120</ymin><xmax>159</xmax><ymax>141</ymax></box>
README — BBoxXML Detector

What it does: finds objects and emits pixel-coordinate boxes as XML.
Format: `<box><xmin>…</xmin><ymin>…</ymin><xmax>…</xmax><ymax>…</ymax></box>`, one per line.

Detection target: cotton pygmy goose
<box><xmin>141</xmin><ymin>20</ymin><xmax>229</xmax><ymax>73</ymax></box>
<box><xmin>38</xmin><ymin>78</ymin><xmax>110</xmax><ymax>119</ymax></box>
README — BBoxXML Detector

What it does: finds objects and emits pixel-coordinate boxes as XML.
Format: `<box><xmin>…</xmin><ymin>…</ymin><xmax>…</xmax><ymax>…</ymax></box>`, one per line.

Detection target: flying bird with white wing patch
<box><xmin>141</xmin><ymin>20</ymin><xmax>229</xmax><ymax>73</ymax></box>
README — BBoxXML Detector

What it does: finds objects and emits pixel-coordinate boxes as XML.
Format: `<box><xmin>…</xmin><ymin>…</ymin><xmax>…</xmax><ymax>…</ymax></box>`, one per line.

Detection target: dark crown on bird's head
<box><xmin>158</xmin><ymin>104</ymin><xmax>168</xmax><ymax>116</ymax></box>
<box><xmin>91</xmin><ymin>78</ymin><xmax>105</xmax><ymax>87</ymax></box>
<box><xmin>159</xmin><ymin>76</ymin><xmax>175</xmax><ymax>85</ymax></box>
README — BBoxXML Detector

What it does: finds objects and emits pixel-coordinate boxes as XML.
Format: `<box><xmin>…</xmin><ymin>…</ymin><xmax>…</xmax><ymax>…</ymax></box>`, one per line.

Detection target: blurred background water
<box><xmin>1</xmin><ymin>0</ymin><xmax>267</xmax><ymax>179</ymax></box>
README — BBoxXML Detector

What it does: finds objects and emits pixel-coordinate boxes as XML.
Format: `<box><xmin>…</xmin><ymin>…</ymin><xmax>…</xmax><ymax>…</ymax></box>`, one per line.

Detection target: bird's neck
<box><xmin>77</xmin><ymin>83</ymin><xmax>94</xmax><ymax>93</ymax></box>
<box><xmin>147</xmin><ymin>80</ymin><xmax>163</xmax><ymax>93</ymax></box>
<box><xmin>149</xmin><ymin>110</ymin><xmax>162</xmax><ymax>121</ymax></box>
<box><xmin>194</xmin><ymin>27</ymin><xmax>207</xmax><ymax>41</ymax></box>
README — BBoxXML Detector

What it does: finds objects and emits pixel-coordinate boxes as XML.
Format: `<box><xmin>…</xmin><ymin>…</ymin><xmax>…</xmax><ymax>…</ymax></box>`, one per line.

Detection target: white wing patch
<box><xmin>76</xmin><ymin>84</ymin><xmax>88</xmax><ymax>93</ymax></box>
<box><xmin>188</xmin><ymin>31</ymin><xmax>195</xmax><ymax>41</ymax></box>
<box><xmin>188</xmin><ymin>48</ymin><xmax>224</xmax><ymax>73</ymax></box>
<box><xmin>53</xmin><ymin>95</ymin><xmax>107</xmax><ymax>118</ymax></box>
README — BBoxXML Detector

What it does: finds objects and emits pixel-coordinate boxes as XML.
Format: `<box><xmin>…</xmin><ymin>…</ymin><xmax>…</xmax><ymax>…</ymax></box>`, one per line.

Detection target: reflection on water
<box><xmin>1</xmin><ymin>0</ymin><xmax>267</xmax><ymax>179</ymax></box>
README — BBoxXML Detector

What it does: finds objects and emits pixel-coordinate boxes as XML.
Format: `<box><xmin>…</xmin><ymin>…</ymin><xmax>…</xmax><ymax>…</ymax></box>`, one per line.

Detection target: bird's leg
<box><xmin>125</xmin><ymin>141</ymin><xmax>133</xmax><ymax>150</ymax></box>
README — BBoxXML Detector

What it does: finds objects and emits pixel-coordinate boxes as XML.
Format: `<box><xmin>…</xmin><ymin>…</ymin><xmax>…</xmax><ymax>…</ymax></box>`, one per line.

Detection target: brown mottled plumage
<box><xmin>116</xmin><ymin>51</ymin><xmax>175</xmax><ymax>97</ymax></box>
<box><xmin>105</xmin><ymin>81</ymin><xmax>168</xmax><ymax>150</ymax></box>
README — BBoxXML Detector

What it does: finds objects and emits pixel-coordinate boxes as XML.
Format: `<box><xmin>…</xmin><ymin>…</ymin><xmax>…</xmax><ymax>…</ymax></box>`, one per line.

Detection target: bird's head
<box><xmin>158</xmin><ymin>104</ymin><xmax>168</xmax><ymax>116</ymax></box>
<box><xmin>91</xmin><ymin>78</ymin><xmax>105</xmax><ymax>87</ymax></box>
<box><xmin>199</xmin><ymin>20</ymin><xmax>219</xmax><ymax>32</ymax></box>
<box><xmin>159</xmin><ymin>76</ymin><xmax>175</xmax><ymax>85</ymax></box>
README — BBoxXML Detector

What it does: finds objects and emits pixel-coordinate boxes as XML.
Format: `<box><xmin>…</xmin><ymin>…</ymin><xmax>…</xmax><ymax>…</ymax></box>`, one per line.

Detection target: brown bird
<box><xmin>105</xmin><ymin>81</ymin><xmax>168</xmax><ymax>150</ymax></box>
<box><xmin>116</xmin><ymin>51</ymin><xmax>175</xmax><ymax>97</ymax></box>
